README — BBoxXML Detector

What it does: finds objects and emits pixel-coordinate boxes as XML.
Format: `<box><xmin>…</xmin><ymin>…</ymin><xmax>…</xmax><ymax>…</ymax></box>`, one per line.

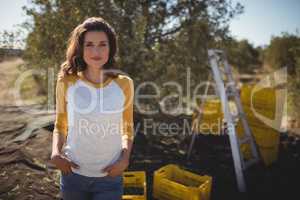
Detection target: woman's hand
<box><xmin>103</xmin><ymin>156</ymin><xmax>129</xmax><ymax>177</ymax></box>
<box><xmin>50</xmin><ymin>154</ymin><xmax>79</xmax><ymax>175</ymax></box>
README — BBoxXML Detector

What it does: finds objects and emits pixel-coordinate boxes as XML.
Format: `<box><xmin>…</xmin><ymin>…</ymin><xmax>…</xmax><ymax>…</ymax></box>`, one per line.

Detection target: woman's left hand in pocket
<box><xmin>102</xmin><ymin>157</ymin><xmax>129</xmax><ymax>177</ymax></box>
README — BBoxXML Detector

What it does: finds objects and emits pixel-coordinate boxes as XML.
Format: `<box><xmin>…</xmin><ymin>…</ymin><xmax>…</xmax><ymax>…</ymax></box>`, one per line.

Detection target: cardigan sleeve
<box><xmin>117</xmin><ymin>75</ymin><xmax>135</xmax><ymax>148</ymax></box>
<box><xmin>53</xmin><ymin>77</ymin><xmax>68</xmax><ymax>137</ymax></box>
<box><xmin>122</xmin><ymin>77</ymin><xmax>134</xmax><ymax>144</ymax></box>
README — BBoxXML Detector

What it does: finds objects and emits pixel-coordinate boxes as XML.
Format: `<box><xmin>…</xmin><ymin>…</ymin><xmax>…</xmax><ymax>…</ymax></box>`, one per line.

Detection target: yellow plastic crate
<box><xmin>236</xmin><ymin>118</ymin><xmax>280</xmax><ymax>166</ymax></box>
<box><xmin>236</xmin><ymin>121</ymin><xmax>280</xmax><ymax>148</ymax></box>
<box><xmin>243</xmin><ymin>105</ymin><xmax>276</xmax><ymax>121</ymax></box>
<box><xmin>202</xmin><ymin>100</ymin><xmax>223</xmax><ymax>114</ymax></box>
<box><xmin>246</xmin><ymin>116</ymin><xmax>277</xmax><ymax>130</ymax></box>
<box><xmin>193</xmin><ymin>116</ymin><xmax>223</xmax><ymax>135</ymax></box>
<box><xmin>192</xmin><ymin>100</ymin><xmax>224</xmax><ymax>135</ymax></box>
<box><xmin>240</xmin><ymin>143</ymin><xmax>279</xmax><ymax>166</ymax></box>
<box><xmin>252</xmin><ymin>127</ymin><xmax>279</xmax><ymax>147</ymax></box>
<box><xmin>240</xmin><ymin>85</ymin><xmax>276</xmax><ymax>106</ymax></box>
<box><xmin>153</xmin><ymin>164</ymin><xmax>212</xmax><ymax>200</ymax></box>
<box><xmin>259</xmin><ymin>145</ymin><xmax>279</xmax><ymax>166</ymax></box>
<box><xmin>123</xmin><ymin>171</ymin><xmax>147</xmax><ymax>200</ymax></box>
<box><xmin>240</xmin><ymin>86</ymin><xmax>277</xmax><ymax>119</ymax></box>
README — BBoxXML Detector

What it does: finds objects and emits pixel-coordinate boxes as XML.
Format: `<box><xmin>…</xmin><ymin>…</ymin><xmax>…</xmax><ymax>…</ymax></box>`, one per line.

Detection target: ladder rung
<box><xmin>234</xmin><ymin>112</ymin><xmax>246</xmax><ymax>121</ymax></box>
<box><xmin>227</xmin><ymin>81</ymin><xmax>236</xmax><ymax>86</ymax></box>
<box><xmin>226</xmin><ymin>88</ymin><xmax>237</xmax><ymax>96</ymax></box>
<box><xmin>224</xmin><ymin>70</ymin><xmax>231</xmax><ymax>75</ymax></box>
<box><xmin>239</xmin><ymin>136</ymin><xmax>252</xmax><ymax>144</ymax></box>
<box><xmin>232</xmin><ymin>115</ymin><xmax>239</xmax><ymax>122</ymax></box>
<box><xmin>243</xmin><ymin>158</ymin><xmax>260</xmax><ymax>169</ymax></box>
<box><xmin>219</xmin><ymin>67</ymin><xmax>225</xmax><ymax>74</ymax></box>
<box><xmin>237</xmin><ymin>112</ymin><xmax>246</xmax><ymax>118</ymax></box>
<box><xmin>227</xmin><ymin>85</ymin><xmax>237</xmax><ymax>92</ymax></box>
<box><xmin>226</xmin><ymin>91</ymin><xmax>236</xmax><ymax>97</ymax></box>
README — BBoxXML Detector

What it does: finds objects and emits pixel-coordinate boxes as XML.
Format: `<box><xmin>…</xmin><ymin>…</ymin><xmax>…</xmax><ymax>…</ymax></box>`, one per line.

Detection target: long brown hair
<box><xmin>60</xmin><ymin>17</ymin><xmax>119</xmax><ymax>78</ymax></box>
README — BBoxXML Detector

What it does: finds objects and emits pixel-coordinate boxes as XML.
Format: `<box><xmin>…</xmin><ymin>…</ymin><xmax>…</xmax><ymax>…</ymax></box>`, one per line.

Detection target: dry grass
<box><xmin>0</xmin><ymin>58</ymin><xmax>47</xmax><ymax>106</ymax></box>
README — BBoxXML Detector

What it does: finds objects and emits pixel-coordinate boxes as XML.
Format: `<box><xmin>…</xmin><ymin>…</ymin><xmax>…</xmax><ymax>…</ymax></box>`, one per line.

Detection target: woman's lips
<box><xmin>91</xmin><ymin>57</ymin><xmax>101</xmax><ymax>61</ymax></box>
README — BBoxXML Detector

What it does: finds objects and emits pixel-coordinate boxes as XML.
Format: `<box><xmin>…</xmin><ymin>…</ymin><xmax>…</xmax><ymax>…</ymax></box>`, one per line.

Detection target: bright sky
<box><xmin>0</xmin><ymin>0</ymin><xmax>299</xmax><ymax>47</ymax></box>
<box><xmin>0</xmin><ymin>0</ymin><xmax>28</xmax><ymax>32</ymax></box>
<box><xmin>230</xmin><ymin>0</ymin><xmax>300</xmax><ymax>46</ymax></box>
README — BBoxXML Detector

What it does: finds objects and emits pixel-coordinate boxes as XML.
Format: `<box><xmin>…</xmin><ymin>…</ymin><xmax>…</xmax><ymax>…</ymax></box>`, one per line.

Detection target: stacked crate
<box><xmin>237</xmin><ymin>85</ymin><xmax>280</xmax><ymax>166</ymax></box>
<box><xmin>192</xmin><ymin>99</ymin><xmax>224</xmax><ymax>135</ymax></box>
<box><xmin>123</xmin><ymin>171</ymin><xmax>147</xmax><ymax>200</ymax></box>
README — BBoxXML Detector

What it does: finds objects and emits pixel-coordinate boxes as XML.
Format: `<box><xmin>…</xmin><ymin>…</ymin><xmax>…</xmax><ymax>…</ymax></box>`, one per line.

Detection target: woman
<box><xmin>50</xmin><ymin>17</ymin><xmax>134</xmax><ymax>200</ymax></box>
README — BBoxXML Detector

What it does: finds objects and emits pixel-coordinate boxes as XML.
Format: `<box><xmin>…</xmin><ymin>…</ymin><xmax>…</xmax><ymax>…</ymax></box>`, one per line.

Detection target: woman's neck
<box><xmin>83</xmin><ymin>67</ymin><xmax>107</xmax><ymax>84</ymax></box>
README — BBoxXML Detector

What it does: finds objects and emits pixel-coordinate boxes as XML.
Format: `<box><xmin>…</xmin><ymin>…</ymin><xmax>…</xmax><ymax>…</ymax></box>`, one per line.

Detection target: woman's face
<box><xmin>83</xmin><ymin>31</ymin><xmax>110</xmax><ymax>70</ymax></box>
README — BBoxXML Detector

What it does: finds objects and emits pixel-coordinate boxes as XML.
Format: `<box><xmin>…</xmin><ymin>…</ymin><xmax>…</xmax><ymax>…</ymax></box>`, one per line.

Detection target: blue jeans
<box><xmin>60</xmin><ymin>172</ymin><xmax>123</xmax><ymax>200</ymax></box>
